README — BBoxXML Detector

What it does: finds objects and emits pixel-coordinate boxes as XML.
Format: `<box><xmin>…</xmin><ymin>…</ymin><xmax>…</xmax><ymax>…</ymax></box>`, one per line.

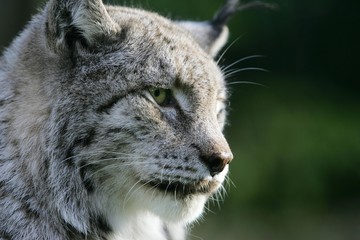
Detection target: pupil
<box><xmin>154</xmin><ymin>89</ymin><xmax>161</xmax><ymax>97</ymax></box>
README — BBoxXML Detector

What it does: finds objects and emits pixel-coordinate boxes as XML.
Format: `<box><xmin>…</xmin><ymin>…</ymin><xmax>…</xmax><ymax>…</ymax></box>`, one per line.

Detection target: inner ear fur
<box><xmin>176</xmin><ymin>0</ymin><xmax>239</xmax><ymax>58</ymax></box>
<box><xmin>176</xmin><ymin>21</ymin><xmax>229</xmax><ymax>58</ymax></box>
<box><xmin>45</xmin><ymin>0</ymin><xmax>117</xmax><ymax>53</ymax></box>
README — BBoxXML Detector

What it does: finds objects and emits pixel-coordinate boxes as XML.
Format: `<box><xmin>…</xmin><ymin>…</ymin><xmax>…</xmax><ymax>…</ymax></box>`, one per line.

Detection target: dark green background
<box><xmin>1</xmin><ymin>0</ymin><xmax>359</xmax><ymax>239</ymax></box>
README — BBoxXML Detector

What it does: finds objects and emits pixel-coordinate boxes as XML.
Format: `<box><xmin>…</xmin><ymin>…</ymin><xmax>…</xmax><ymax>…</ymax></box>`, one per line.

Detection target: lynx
<box><xmin>0</xmin><ymin>0</ymin><xmax>241</xmax><ymax>239</ymax></box>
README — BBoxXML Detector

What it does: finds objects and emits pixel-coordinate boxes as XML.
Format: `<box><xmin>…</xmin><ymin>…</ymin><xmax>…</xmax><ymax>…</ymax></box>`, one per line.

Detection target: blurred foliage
<box><xmin>1</xmin><ymin>0</ymin><xmax>359</xmax><ymax>239</ymax></box>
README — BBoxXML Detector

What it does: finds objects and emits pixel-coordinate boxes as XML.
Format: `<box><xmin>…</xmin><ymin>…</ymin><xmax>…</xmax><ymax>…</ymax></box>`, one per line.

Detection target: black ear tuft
<box><xmin>177</xmin><ymin>0</ymin><xmax>277</xmax><ymax>58</ymax></box>
<box><xmin>211</xmin><ymin>0</ymin><xmax>240</xmax><ymax>28</ymax></box>
<box><xmin>212</xmin><ymin>0</ymin><xmax>278</xmax><ymax>27</ymax></box>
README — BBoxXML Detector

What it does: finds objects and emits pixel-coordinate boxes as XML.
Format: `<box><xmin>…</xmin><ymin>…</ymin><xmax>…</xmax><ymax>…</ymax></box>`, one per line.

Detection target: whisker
<box><xmin>76</xmin><ymin>157</ymin><xmax>148</xmax><ymax>170</ymax></box>
<box><xmin>227</xmin><ymin>81</ymin><xmax>266</xmax><ymax>87</ymax></box>
<box><xmin>220</xmin><ymin>184</ymin><xmax>228</xmax><ymax>198</ymax></box>
<box><xmin>225</xmin><ymin>174</ymin><xmax>236</xmax><ymax>189</ymax></box>
<box><xmin>222</xmin><ymin>55</ymin><xmax>265</xmax><ymax>72</ymax></box>
<box><xmin>160</xmin><ymin>163</ymin><xmax>167</xmax><ymax>183</ymax></box>
<box><xmin>148</xmin><ymin>181</ymin><xmax>161</xmax><ymax>201</ymax></box>
<box><xmin>85</xmin><ymin>160</ymin><xmax>155</xmax><ymax>180</ymax></box>
<box><xmin>163</xmin><ymin>177</ymin><xmax>173</xmax><ymax>198</ymax></box>
<box><xmin>125</xmin><ymin>178</ymin><xmax>157</xmax><ymax>206</ymax></box>
<box><xmin>216</xmin><ymin>36</ymin><xmax>242</xmax><ymax>64</ymax></box>
<box><xmin>224</xmin><ymin>67</ymin><xmax>268</xmax><ymax>78</ymax></box>
<box><xmin>85</xmin><ymin>164</ymin><xmax>114</xmax><ymax>179</ymax></box>
<box><xmin>174</xmin><ymin>183</ymin><xmax>177</xmax><ymax>203</ymax></box>
<box><xmin>77</xmin><ymin>157</ymin><xmax>153</xmax><ymax>176</ymax></box>
<box><xmin>203</xmin><ymin>203</ymin><xmax>215</xmax><ymax>215</ymax></box>
<box><xmin>59</xmin><ymin>149</ymin><xmax>144</xmax><ymax>164</ymax></box>
<box><xmin>187</xmin><ymin>233</ymin><xmax>204</xmax><ymax>240</ymax></box>
<box><xmin>123</xmin><ymin>178</ymin><xmax>144</xmax><ymax>207</ymax></box>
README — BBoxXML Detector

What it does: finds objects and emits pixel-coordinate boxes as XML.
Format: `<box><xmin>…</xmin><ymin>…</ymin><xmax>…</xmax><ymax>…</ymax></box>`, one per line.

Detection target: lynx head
<box><xmin>6</xmin><ymin>0</ymin><xmax>238</xmax><ymax>232</ymax></box>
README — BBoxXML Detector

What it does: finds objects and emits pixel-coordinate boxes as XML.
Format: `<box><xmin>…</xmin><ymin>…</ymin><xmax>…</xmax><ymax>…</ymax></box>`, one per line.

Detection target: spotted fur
<box><xmin>0</xmin><ymin>0</ymin><xmax>241</xmax><ymax>239</ymax></box>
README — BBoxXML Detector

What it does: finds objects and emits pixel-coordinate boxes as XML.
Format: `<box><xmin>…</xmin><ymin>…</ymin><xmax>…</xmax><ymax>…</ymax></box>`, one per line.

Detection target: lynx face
<box><xmin>59</xmin><ymin>7</ymin><xmax>233</xmax><ymax>224</ymax></box>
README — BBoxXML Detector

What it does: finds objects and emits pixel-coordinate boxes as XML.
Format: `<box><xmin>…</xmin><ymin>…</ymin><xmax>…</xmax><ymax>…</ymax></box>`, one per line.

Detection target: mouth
<box><xmin>143</xmin><ymin>179</ymin><xmax>220</xmax><ymax>197</ymax></box>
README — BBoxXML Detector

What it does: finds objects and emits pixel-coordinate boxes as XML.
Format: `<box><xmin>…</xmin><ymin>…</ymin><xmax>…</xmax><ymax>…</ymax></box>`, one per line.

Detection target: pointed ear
<box><xmin>46</xmin><ymin>0</ymin><xmax>116</xmax><ymax>53</ymax></box>
<box><xmin>176</xmin><ymin>0</ymin><xmax>239</xmax><ymax>57</ymax></box>
<box><xmin>177</xmin><ymin>0</ymin><xmax>276</xmax><ymax>57</ymax></box>
<box><xmin>177</xmin><ymin>21</ymin><xmax>229</xmax><ymax>58</ymax></box>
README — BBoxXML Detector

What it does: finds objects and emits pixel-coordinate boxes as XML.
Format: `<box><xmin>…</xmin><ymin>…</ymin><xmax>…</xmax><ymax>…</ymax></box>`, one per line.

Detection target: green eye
<box><xmin>149</xmin><ymin>88</ymin><xmax>172</xmax><ymax>106</ymax></box>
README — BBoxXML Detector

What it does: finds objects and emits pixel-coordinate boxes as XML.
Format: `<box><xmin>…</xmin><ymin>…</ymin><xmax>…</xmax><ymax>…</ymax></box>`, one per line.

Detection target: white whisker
<box><xmin>76</xmin><ymin>157</ymin><xmax>148</xmax><ymax>170</ymax></box>
<box><xmin>227</xmin><ymin>81</ymin><xmax>266</xmax><ymax>87</ymax></box>
<box><xmin>123</xmin><ymin>178</ymin><xmax>156</xmax><ymax>207</ymax></box>
<box><xmin>225</xmin><ymin>67</ymin><xmax>268</xmax><ymax>78</ymax></box>
<box><xmin>187</xmin><ymin>233</ymin><xmax>204</xmax><ymax>240</ymax></box>
<box><xmin>225</xmin><ymin>174</ymin><xmax>236</xmax><ymax>189</ymax></box>
<box><xmin>203</xmin><ymin>203</ymin><xmax>215</xmax><ymax>214</ymax></box>
<box><xmin>123</xmin><ymin>178</ymin><xmax>144</xmax><ymax>208</ymax></box>
<box><xmin>222</xmin><ymin>55</ymin><xmax>265</xmax><ymax>72</ymax></box>
<box><xmin>216</xmin><ymin>36</ymin><xmax>242</xmax><ymax>64</ymax></box>
<box><xmin>59</xmin><ymin>149</ymin><xmax>144</xmax><ymax>165</ymax></box>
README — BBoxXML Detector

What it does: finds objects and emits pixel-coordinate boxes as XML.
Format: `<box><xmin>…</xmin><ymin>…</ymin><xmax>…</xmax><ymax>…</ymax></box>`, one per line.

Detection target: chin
<box><xmin>136</xmin><ymin>178</ymin><xmax>223</xmax><ymax>224</ymax></box>
<box><xmin>150</xmin><ymin>193</ymin><xmax>208</xmax><ymax>224</ymax></box>
<box><xmin>107</xmin><ymin>168</ymin><xmax>228</xmax><ymax>225</ymax></box>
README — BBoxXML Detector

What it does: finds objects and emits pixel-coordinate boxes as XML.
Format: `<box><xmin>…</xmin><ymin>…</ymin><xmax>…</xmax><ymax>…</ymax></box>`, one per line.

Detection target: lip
<box><xmin>143</xmin><ymin>179</ymin><xmax>220</xmax><ymax>197</ymax></box>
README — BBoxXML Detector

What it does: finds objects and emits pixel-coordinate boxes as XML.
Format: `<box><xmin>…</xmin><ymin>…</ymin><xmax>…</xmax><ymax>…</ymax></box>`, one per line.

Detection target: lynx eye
<box><xmin>149</xmin><ymin>88</ymin><xmax>173</xmax><ymax>107</ymax></box>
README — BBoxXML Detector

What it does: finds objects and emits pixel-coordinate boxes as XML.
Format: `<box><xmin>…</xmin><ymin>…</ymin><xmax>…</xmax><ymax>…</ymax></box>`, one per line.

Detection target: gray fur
<box><xmin>0</xmin><ymin>0</ymin><xmax>239</xmax><ymax>239</ymax></box>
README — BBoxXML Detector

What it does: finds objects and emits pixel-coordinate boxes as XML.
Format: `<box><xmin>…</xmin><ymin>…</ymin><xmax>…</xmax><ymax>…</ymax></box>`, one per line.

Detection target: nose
<box><xmin>202</xmin><ymin>152</ymin><xmax>233</xmax><ymax>177</ymax></box>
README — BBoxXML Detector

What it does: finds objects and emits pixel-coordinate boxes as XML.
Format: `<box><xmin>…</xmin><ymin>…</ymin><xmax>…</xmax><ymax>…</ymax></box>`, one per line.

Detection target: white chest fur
<box><xmin>108</xmin><ymin>211</ymin><xmax>185</xmax><ymax>240</ymax></box>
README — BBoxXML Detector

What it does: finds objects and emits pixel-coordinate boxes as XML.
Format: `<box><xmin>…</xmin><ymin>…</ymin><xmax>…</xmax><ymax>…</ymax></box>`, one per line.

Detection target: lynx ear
<box><xmin>46</xmin><ymin>0</ymin><xmax>116</xmax><ymax>53</ymax></box>
<box><xmin>177</xmin><ymin>21</ymin><xmax>229</xmax><ymax>58</ymax></box>
<box><xmin>177</xmin><ymin>0</ymin><xmax>275</xmax><ymax>57</ymax></box>
<box><xmin>177</xmin><ymin>0</ymin><xmax>239</xmax><ymax>57</ymax></box>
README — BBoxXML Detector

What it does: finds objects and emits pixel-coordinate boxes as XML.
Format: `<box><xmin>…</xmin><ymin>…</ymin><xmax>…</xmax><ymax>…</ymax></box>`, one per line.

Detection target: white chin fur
<box><xmin>102</xmin><ymin>169</ymin><xmax>228</xmax><ymax>230</ymax></box>
<box><xmin>126</xmin><ymin>189</ymin><xmax>208</xmax><ymax>224</ymax></box>
<box><xmin>102</xmin><ymin>187</ymin><xmax>208</xmax><ymax>229</ymax></box>
<box><xmin>102</xmin><ymin>189</ymin><xmax>208</xmax><ymax>238</ymax></box>
<box><xmin>150</xmin><ymin>194</ymin><xmax>207</xmax><ymax>224</ymax></box>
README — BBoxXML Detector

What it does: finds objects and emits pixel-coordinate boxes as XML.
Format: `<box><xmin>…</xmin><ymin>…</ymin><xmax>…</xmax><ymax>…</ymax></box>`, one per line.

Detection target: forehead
<box><xmin>106</xmin><ymin>6</ymin><xmax>225</xmax><ymax>94</ymax></box>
